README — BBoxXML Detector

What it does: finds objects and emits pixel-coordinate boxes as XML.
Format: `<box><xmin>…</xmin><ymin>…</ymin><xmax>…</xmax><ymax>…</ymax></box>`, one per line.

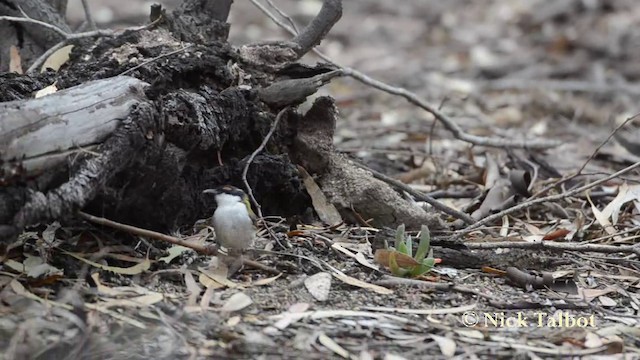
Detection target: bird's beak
<box><xmin>202</xmin><ymin>188</ymin><xmax>219</xmax><ymax>195</ymax></box>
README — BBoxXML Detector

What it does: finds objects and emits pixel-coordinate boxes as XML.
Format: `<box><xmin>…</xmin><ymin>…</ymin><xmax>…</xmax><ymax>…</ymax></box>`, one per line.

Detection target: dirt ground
<box><xmin>3</xmin><ymin>0</ymin><xmax>640</xmax><ymax>359</ymax></box>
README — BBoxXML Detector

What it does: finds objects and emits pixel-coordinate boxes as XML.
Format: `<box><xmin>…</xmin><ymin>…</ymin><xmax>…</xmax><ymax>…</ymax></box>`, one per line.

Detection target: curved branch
<box><xmin>291</xmin><ymin>0</ymin><xmax>342</xmax><ymax>56</ymax></box>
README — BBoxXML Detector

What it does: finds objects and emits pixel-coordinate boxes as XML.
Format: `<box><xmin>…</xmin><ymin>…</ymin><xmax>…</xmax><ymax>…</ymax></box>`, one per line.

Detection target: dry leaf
<box><xmin>159</xmin><ymin>245</ymin><xmax>190</xmax><ymax>263</ymax></box>
<box><xmin>453</xmin><ymin>329</ymin><xmax>485</xmax><ymax>339</ymax></box>
<box><xmin>184</xmin><ymin>271</ymin><xmax>202</xmax><ymax>306</ymax></box>
<box><xmin>227</xmin><ymin>316</ymin><xmax>241</xmax><ymax>327</ymax></box>
<box><xmin>200</xmin><ymin>287</ymin><xmax>215</xmax><ymax>308</ymax></box>
<box><xmin>542</xmin><ymin>228</ymin><xmax>571</xmax><ymax>241</ymax></box>
<box><xmin>4</xmin><ymin>255</ymin><xmax>63</xmax><ymax>278</ymax></box>
<box><xmin>374</xmin><ymin>249</ymin><xmax>420</xmax><ymax>268</ymax></box>
<box><xmin>588</xmin><ymin>195</ymin><xmax>621</xmax><ymax>241</ymax></box>
<box><xmin>221</xmin><ymin>292</ymin><xmax>253</xmax><ymax>312</ymax></box>
<box><xmin>318</xmin><ymin>333</ymin><xmax>351</xmax><ymax>358</ymax></box>
<box><xmin>198</xmin><ymin>273</ymin><xmax>226</xmax><ymax>290</ymax></box>
<box><xmin>41</xmin><ymin>44</ymin><xmax>74</xmax><ymax>72</ymax></box>
<box><xmin>65</xmin><ymin>251</ymin><xmax>150</xmax><ymax>275</ymax></box>
<box><xmin>584</xmin><ymin>332</ymin><xmax>603</xmax><ymax>348</ymax></box>
<box><xmin>331</xmin><ymin>270</ymin><xmax>393</xmax><ymax>295</ymax></box>
<box><xmin>355</xmin><ymin>252</ymin><xmax>379</xmax><ymax>271</ymax></box>
<box><xmin>580</xmin><ymin>287</ymin><xmax>617</xmax><ymax>302</ymax></box>
<box><xmin>199</xmin><ymin>267</ymin><xmax>238</xmax><ymax>288</ymax></box>
<box><xmin>34</xmin><ymin>83</ymin><xmax>58</xmax><ymax>98</ymax></box>
<box><xmin>598</xmin><ymin>296</ymin><xmax>617</xmax><ymax>307</ymax></box>
<box><xmin>304</xmin><ymin>272</ymin><xmax>331</xmax><ymax>301</ymax></box>
<box><xmin>9</xmin><ymin>45</ymin><xmax>22</xmax><ymax>74</ymax></box>
<box><xmin>251</xmin><ymin>273</ymin><xmax>282</xmax><ymax>286</ymax></box>
<box><xmin>500</xmin><ymin>215</ymin><xmax>509</xmax><ymax>237</ymax></box>
<box><xmin>11</xmin><ymin>279</ymin><xmax>146</xmax><ymax>328</ymax></box>
<box><xmin>481</xmin><ymin>266</ymin><xmax>507</xmax><ymax>275</ymax></box>
<box><xmin>298</xmin><ymin>166</ymin><xmax>342</xmax><ymax>225</ymax></box>
<box><xmin>602</xmin><ymin>183</ymin><xmax>640</xmax><ymax>224</ymax></box>
<box><xmin>332</xmin><ymin>243</ymin><xmax>378</xmax><ymax>271</ymax></box>
<box><xmin>430</xmin><ymin>334</ymin><xmax>456</xmax><ymax>357</ymax></box>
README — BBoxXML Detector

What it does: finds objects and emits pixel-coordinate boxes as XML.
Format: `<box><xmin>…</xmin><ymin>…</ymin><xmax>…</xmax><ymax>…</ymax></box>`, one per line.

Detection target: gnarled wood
<box><xmin>0</xmin><ymin>76</ymin><xmax>149</xmax><ymax>177</ymax></box>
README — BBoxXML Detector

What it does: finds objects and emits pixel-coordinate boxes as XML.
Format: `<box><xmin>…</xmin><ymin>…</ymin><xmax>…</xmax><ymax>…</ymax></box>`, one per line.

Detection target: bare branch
<box><xmin>242</xmin><ymin>107</ymin><xmax>291</xmax><ymax>219</ymax></box>
<box><xmin>466</xmin><ymin>240</ymin><xmax>640</xmax><ymax>256</ymax></box>
<box><xmin>291</xmin><ymin>0</ymin><xmax>342</xmax><ymax>56</ymax></box>
<box><xmin>80</xmin><ymin>0</ymin><xmax>97</xmax><ymax>30</ymax></box>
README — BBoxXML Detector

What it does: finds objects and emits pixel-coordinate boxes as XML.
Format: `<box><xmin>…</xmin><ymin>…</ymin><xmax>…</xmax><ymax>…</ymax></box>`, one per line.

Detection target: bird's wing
<box><xmin>243</xmin><ymin>196</ymin><xmax>258</xmax><ymax>227</ymax></box>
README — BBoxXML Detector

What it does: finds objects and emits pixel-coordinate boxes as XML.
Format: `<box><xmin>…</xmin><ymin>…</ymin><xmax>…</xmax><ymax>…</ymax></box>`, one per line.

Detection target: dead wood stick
<box><xmin>465</xmin><ymin>239</ymin><xmax>640</xmax><ymax>256</ymax></box>
<box><xmin>291</xmin><ymin>0</ymin><xmax>342</xmax><ymax>56</ymax></box>
<box><xmin>249</xmin><ymin>0</ymin><xmax>558</xmax><ymax>150</ymax></box>
<box><xmin>79</xmin><ymin>0</ymin><xmax>96</xmax><ymax>30</ymax></box>
<box><xmin>242</xmin><ymin>107</ymin><xmax>290</xmax><ymax>219</ymax></box>
<box><xmin>77</xmin><ymin>211</ymin><xmax>281</xmax><ymax>274</ymax></box>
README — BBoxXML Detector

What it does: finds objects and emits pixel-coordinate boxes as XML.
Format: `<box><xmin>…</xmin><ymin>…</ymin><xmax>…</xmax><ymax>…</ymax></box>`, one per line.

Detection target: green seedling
<box><xmin>386</xmin><ymin>224</ymin><xmax>440</xmax><ymax>277</ymax></box>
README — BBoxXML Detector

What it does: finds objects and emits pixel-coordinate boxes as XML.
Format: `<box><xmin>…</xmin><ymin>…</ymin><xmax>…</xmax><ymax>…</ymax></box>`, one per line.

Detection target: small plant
<box><xmin>375</xmin><ymin>224</ymin><xmax>441</xmax><ymax>277</ymax></box>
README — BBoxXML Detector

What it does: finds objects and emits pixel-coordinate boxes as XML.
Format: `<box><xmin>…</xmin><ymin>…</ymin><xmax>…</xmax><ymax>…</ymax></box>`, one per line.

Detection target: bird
<box><xmin>202</xmin><ymin>185</ymin><xmax>257</xmax><ymax>275</ymax></box>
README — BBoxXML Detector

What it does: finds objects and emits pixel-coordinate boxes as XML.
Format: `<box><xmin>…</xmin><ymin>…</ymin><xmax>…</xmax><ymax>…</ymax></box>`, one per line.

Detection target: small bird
<box><xmin>202</xmin><ymin>185</ymin><xmax>257</xmax><ymax>275</ymax></box>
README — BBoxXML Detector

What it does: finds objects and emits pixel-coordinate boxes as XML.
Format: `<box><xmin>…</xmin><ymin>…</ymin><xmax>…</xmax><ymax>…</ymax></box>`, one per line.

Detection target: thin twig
<box><xmin>265</xmin><ymin>0</ymin><xmax>299</xmax><ymax>34</ymax></box>
<box><xmin>80</xmin><ymin>0</ymin><xmax>97</xmax><ymax>30</ymax></box>
<box><xmin>78</xmin><ymin>211</ymin><xmax>217</xmax><ymax>255</ymax></box>
<box><xmin>0</xmin><ymin>15</ymin><xmax>69</xmax><ymax>37</ymax></box>
<box><xmin>24</xmin><ymin>16</ymin><xmax>162</xmax><ymax>73</ymax></box>
<box><xmin>77</xmin><ymin>211</ymin><xmax>280</xmax><ymax>274</ymax></box>
<box><xmin>248</xmin><ymin>0</ymin><xmax>559</xmax><ymax>150</ymax></box>
<box><xmin>242</xmin><ymin>107</ymin><xmax>290</xmax><ymax>219</ymax></box>
<box><xmin>352</xmin><ymin>162</ymin><xmax>476</xmax><ymax>225</ymax></box>
<box><xmin>119</xmin><ymin>45</ymin><xmax>192</xmax><ymax>76</ymax></box>
<box><xmin>465</xmin><ymin>240</ymin><xmax>640</xmax><ymax>256</ymax></box>
<box><xmin>457</xmin><ymin>160</ymin><xmax>640</xmax><ymax>237</ymax></box>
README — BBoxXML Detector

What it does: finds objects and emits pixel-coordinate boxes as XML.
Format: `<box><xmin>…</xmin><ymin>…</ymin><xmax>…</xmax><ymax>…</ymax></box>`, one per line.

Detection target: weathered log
<box><xmin>0</xmin><ymin>76</ymin><xmax>149</xmax><ymax>177</ymax></box>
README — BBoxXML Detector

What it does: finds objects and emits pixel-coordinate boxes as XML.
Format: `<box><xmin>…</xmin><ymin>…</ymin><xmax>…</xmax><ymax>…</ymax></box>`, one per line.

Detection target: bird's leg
<box><xmin>226</xmin><ymin>249</ymin><xmax>244</xmax><ymax>278</ymax></box>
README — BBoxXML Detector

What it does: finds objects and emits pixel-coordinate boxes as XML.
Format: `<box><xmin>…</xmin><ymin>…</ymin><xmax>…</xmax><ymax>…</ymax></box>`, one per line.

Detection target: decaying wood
<box><xmin>0</xmin><ymin>76</ymin><xmax>149</xmax><ymax>176</ymax></box>
<box><xmin>291</xmin><ymin>97</ymin><xmax>443</xmax><ymax>229</ymax></box>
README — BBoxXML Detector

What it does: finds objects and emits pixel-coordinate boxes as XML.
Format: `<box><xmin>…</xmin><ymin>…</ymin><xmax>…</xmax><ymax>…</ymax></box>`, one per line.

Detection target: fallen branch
<box><xmin>77</xmin><ymin>211</ymin><xmax>281</xmax><ymax>274</ymax></box>
<box><xmin>465</xmin><ymin>239</ymin><xmax>640</xmax><ymax>256</ymax></box>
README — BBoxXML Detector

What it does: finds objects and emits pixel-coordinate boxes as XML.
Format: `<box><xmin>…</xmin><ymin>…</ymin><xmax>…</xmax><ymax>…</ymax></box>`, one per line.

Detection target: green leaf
<box><xmin>409</xmin><ymin>262</ymin><xmax>434</xmax><ymax>277</ymax></box>
<box><xmin>409</xmin><ymin>257</ymin><xmax>437</xmax><ymax>277</ymax></box>
<box><xmin>395</xmin><ymin>224</ymin><xmax>405</xmax><ymax>250</ymax></box>
<box><xmin>405</xmin><ymin>235</ymin><xmax>413</xmax><ymax>258</ymax></box>
<box><xmin>415</xmin><ymin>225</ymin><xmax>431</xmax><ymax>262</ymax></box>
<box><xmin>397</xmin><ymin>240</ymin><xmax>408</xmax><ymax>255</ymax></box>
<box><xmin>388</xmin><ymin>251</ymin><xmax>409</xmax><ymax>276</ymax></box>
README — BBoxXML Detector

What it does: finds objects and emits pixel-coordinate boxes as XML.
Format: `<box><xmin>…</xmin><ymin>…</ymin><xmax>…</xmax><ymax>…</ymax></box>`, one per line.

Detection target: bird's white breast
<box><xmin>212</xmin><ymin>201</ymin><xmax>256</xmax><ymax>250</ymax></box>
